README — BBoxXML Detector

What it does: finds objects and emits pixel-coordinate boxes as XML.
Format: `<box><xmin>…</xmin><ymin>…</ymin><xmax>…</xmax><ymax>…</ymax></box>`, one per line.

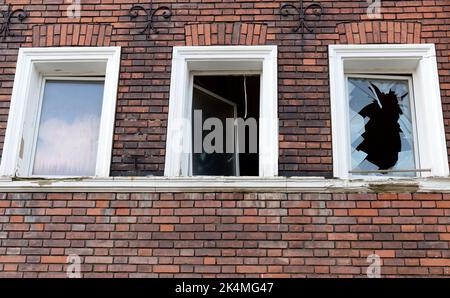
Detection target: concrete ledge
<box><xmin>0</xmin><ymin>176</ymin><xmax>449</xmax><ymax>193</ymax></box>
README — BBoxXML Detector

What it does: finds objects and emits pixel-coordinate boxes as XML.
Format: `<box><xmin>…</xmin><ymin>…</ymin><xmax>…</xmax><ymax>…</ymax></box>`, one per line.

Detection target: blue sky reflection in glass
<box><xmin>32</xmin><ymin>80</ymin><xmax>105</xmax><ymax>176</ymax></box>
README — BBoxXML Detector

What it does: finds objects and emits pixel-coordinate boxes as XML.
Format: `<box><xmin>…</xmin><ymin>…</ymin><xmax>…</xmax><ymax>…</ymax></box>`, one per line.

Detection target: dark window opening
<box><xmin>192</xmin><ymin>75</ymin><xmax>260</xmax><ymax>176</ymax></box>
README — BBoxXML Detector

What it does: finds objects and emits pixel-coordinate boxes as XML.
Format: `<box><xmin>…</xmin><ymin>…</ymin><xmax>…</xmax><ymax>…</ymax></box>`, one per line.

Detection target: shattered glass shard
<box><xmin>347</xmin><ymin>76</ymin><xmax>416</xmax><ymax>176</ymax></box>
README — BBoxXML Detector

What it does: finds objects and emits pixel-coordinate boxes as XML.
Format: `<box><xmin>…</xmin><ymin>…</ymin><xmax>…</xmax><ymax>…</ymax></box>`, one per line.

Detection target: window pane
<box><xmin>192</xmin><ymin>86</ymin><xmax>237</xmax><ymax>176</ymax></box>
<box><xmin>347</xmin><ymin>77</ymin><xmax>416</xmax><ymax>177</ymax></box>
<box><xmin>32</xmin><ymin>80</ymin><xmax>105</xmax><ymax>176</ymax></box>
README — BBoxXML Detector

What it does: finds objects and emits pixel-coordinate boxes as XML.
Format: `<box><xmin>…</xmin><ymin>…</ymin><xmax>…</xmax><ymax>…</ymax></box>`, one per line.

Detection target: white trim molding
<box><xmin>164</xmin><ymin>45</ymin><xmax>279</xmax><ymax>177</ymax></box>
<box><xmin>0</xmin><ymin>176</ymin><xmax>450</xmax><ymax>193</ymax></box>
<box><xmin>329</xmin><ymin>44</ymin><xmax>449</xmax><ymax>179</ymax></box>
<box><xmin>0</xmin><ymin>46</ymin><xmax>121</xmax><ymax>178</ymax></box>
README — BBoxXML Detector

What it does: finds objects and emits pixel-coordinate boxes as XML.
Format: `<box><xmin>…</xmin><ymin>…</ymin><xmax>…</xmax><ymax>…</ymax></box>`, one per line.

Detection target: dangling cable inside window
<box><xmin>243</xmin><ymin>75</ymin><xmax>248</xmax><ymax>119</ymax></box>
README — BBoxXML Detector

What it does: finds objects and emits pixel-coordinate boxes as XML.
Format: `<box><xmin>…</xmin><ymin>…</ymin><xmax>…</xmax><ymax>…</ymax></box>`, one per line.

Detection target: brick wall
<box><xmin>0</xmin><ymin>0</ymin><xmax>448</xmax><ymax>177</ymax></box>
<box><xmin>0</xmin><ymin>0</ymin><xmax>449</xmax><ymax>277</ymax></box>
<box><xmin>0</xmin><ymin>192</ymin><xmax>450</xmax><ymax>278</ymax></box>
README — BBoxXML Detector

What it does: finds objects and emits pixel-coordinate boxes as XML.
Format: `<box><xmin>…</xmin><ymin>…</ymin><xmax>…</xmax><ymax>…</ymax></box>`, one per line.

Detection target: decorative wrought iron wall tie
<box><xmin>280</xmin><ymin>0</ymin><xmax>324</xmax><ymax>46</ymax></box>
<box><xmin>129</xmin><ymin>1</ymin><xmax>172</xmax><ymax>39</ymax></box>
<box><xmin>0</xmin><ymin>4</ymin><xmax>27</xmax><ymax>40</ymax></box>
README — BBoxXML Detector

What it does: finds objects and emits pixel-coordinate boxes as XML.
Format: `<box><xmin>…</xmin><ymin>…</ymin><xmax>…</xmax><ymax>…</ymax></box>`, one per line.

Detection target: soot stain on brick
<box><xmin>356</xmin><ymin>83</ymin><xmax>408</xmax><ymax>171</ymax></box>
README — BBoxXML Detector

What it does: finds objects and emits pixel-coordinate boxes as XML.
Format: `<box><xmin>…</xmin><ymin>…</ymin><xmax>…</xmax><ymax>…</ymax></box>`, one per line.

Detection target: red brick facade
<box><xmin>0</xmin><ymin>0</ymin><xmax>449</xmax><ymax>277</ymax></box>
<box><xmin>1</xmin><ymin>192</ymin><xmax>450</xmax><ymax>278</ymax></box>
<box><xmin>0</xmin><ymin>0</ymin><xmax>448</xmax><ymax>177</ymax></box>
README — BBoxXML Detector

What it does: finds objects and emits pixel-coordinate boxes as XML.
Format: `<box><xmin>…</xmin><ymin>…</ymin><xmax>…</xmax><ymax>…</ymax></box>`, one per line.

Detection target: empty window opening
<box><xmin>347</xmin><ymin>75</ymin><xmax>418</xmax><ymax>177</ymax></box>
<box><xmin>191</xmin><ymin>75</ymin><xmax>260</xmax><ymax>176</ymax></box>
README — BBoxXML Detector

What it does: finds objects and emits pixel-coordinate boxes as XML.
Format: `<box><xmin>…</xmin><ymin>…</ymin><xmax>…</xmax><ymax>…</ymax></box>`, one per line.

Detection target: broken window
<box><xmin>33</xmin><ymin>79</ymin><xmax>105</xmax><ymax>176</ymax></box>
<box><xmin>191</xmin><ymin>75</ymin><xmax>260</xmax><ymax>176</ymax></box>
<box><xmin>347</xmin><ymin>75</ymin><xmax>417</xmax><ymax>176</ymax></box>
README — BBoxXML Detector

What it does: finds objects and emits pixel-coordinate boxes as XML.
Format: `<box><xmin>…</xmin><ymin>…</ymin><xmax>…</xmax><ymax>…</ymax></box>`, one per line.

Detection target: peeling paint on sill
<box><xmin>12</xmin><ymin>176</ymin><xmax>90</xmax><ymax>186</ymax></box>
<box><xmin>0</xmin><ymin>176</ymin><xmax>448</xmax><ymax>193</ymax></box>
<box><xmin>368</xmin><ymin>183</ymin><xmax>420</xmax><ymax>193</ymax></box>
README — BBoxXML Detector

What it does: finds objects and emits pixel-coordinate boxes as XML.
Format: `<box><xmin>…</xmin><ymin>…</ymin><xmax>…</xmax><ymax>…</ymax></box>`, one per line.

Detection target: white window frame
<box><xmin>164</xmin><ymin>46</ymin><xmax>278</xmax><ymax>177</ymax></box>
<box><xmin>329</xmin><ymin>44</ymin><xmax>449</xmax><ymax>179</ymax></box>
<box><xmin>0</xmin><ymin>47</ymin><xmax>121</xmax><ymax>178</ymax></box>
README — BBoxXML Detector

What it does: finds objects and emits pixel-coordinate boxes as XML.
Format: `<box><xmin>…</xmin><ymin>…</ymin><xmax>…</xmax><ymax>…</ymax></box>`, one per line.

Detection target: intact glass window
<box><xmin>347</xmin><ymin>75</ymin><xmax>417</xmax><ymax>177</ymax></box>
<box><xmin>0</xmin><ymin>47</ymin><xmax>120</xmax><ymax>178</ymax></box>
<box><xmin>32</xmin><ymin>79</ymin><xmax>105</xmax><ymax>176</ymax></box>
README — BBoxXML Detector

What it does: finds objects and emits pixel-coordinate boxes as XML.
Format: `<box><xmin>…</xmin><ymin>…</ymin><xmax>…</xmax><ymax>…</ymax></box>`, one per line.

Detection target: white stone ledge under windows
<box><xmin>0</xmin><ymin>177</ymin><xmax>449</xmax><ymax>193</ymax></box>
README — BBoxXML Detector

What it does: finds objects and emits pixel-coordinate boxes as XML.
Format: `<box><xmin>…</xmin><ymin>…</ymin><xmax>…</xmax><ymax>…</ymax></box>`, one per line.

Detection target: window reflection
<box><xmin>32</xmin><ymin>80</ymin><xmax>105</xmax><ymax>176</ymax></box>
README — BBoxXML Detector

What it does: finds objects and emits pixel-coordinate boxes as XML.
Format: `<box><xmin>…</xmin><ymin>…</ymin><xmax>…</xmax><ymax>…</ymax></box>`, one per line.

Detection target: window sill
<box><xmin>0</xmin><ymin>176</ymin><xmax>449</xmax><ymax>193</ymax></box>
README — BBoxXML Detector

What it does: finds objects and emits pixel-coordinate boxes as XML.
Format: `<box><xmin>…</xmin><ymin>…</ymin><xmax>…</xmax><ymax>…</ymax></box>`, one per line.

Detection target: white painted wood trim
<box><xmin>95</xmin><ymin>47</ymin><xmax>121</xmax><ymax>177</ymax></box>
<box><xmin>0</xmin><ymin>47</ymin><xmax>121</xmax><ymax>178</ymax></box>
<box><xmin>328</xmin><ymin>44</ymin><xmax>449</xmax><ymax>179</ymax></box>
<box><xmin>165</xmin><ymin>45</ymin><xmax>278</xmax><ymax>177</ymax></box>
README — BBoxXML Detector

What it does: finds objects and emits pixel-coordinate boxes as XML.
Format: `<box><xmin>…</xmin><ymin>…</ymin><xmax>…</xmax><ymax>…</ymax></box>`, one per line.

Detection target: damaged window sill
<box><xmin>0</xmin><ymin>176</ymin><xmax>449</xmax><ymax>193</ymax></box>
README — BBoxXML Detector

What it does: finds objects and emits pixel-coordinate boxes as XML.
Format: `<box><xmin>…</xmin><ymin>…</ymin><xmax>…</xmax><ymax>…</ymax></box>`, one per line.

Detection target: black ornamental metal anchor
<box><xmin>280</xmin><ymin>0</ymin><xmax>324</xmax><ymax>46</ymax></box>
<box><xmin>129</xmin><ymin>1</ymin><xmax>172</xmax><ymax>38</ymax></box>
<box><xmin>0</xmin><ymin>4</ymin><xmax>27</xmax><ymax>40</ymax></box>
